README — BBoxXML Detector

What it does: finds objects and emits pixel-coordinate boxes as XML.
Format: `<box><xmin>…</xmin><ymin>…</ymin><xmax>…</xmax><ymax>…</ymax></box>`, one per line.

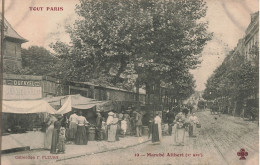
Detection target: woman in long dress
<box><xmin>123</xmin><ymin>113</ymin><xmax>131</xmax><ymax>135</ymax></box>
<box><xmin>114</xmin><ymin>114</ymin><xmax>120</xmax><ymax>141</ymax></box>
<box><xmin>44</xmin><ymin>115</ymin><xmax>57</xmax><ymax>150</ymax></box>
<box><xmin>107</xmin><ymin>112</ymin><xmax>116</xmax><ymax>142</ymax></box>
<box><xmin>50</xmin><ymin>115</ymin><xmax>63</xmax><ymax>154</ymax></box>
<box><xmin>68</xmin><ymin>111</ymin><xmax>78</xmax><ymax>141</ymax></box>
<box><xmin>151</xmin><ymin>113</ymin><xmax>162</xmax><ymax>143</ymax></box>
<box><xmin>173</xmin><ymin>111</ymin><xmax>186</xmax><ymax>146</ymax></box>
<box><xmin>75</xmin><ymin>111</ymin><xmax>89</xmax><ymax>145</ymax></box>
<box><xmin>189</xmin><ymin>113</ymin><xmax>199</xmax><ymax>137</ymax></box>
<box><xmin>121</xmin><ymin>117</ymin><xmax>127</xmax><ymax>137</ymax></box>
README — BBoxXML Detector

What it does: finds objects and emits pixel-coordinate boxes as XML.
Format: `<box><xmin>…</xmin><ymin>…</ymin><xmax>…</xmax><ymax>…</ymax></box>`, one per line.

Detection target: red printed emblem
<box><xmin>237</xmin><ymin>148</ymin><xmax>248</xmax><ymax>160</ymax></box>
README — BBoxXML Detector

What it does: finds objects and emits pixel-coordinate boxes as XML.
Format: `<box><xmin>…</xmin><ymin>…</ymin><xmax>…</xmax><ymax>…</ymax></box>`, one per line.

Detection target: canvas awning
<box><xmin>45</xmin><ymin>94</ymin><xmax>106</xmax><ymax>113</ymax></box>
<box><xmin>2</xmin><ymin>100</ymin><xmax>56</xmax><ymax>114</ymax></box>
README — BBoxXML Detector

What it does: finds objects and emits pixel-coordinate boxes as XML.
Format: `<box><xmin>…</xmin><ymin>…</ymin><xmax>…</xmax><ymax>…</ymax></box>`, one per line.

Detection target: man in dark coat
<box><xmin>166</xmin><ymin>110</ymin><xmax>175</xmax><ymax>135</ymax></box>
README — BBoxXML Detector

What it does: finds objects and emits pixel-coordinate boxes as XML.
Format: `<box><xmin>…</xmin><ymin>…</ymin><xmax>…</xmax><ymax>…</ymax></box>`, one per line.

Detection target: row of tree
<box><xmin>9</xmin><ymin>0</ymin><xmax>212</xmax><ymax>108</ymax></box>
<box><xmin>202</xmin><ymin>45</ymin><xmax>259</xmax><ymax>119</ymax></box>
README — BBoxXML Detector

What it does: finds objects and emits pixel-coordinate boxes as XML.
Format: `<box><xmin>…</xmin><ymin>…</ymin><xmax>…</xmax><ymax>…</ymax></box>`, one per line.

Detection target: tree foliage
<box><xmin>50</xmin><ymin>0</ymin><xmax>211</xmax><ymax>101</ymax></box>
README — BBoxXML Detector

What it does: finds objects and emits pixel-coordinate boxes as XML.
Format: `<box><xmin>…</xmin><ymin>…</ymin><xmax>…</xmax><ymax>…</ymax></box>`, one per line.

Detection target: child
<box><xmin>57</xmin><ymin>127</ymin><xmax>66</xmax><ymax>154</ymax></box>
<box><xmin>121</xmin><ymin>117</ymin><xmax>127</xmax><ymax>137</ymax></box>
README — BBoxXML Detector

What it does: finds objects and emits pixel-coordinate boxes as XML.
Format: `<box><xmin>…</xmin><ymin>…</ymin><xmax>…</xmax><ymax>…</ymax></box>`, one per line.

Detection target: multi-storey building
<box><xmin>244</xmin><ymin>11</ymin><xmax>259</xmax><ymax>60</ymax></box>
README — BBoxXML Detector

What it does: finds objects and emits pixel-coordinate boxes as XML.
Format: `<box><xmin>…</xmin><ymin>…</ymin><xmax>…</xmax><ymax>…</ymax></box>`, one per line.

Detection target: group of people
<box><xmin>106</xmin><ymin>110</ymin><xmax>143</xmax><ymax>142</ymax></box>
<box><xmin>43</xmin><ymin>108</ymin><xmax>144</xmax><ymax>154</ymax></box>
<box><xmin>43</xmin><ymin>106</ymin><xmax>198</xmax><ymax>154</ymax></box>
<box><xmin>44</xmin><ymin>111</ymin><xmax>91</xmax><ymax>154</ymax></box>
<box><xmin>149</xmin><ymin>108</ymin><xmax>200</xmax><ymax>146</ymax></box>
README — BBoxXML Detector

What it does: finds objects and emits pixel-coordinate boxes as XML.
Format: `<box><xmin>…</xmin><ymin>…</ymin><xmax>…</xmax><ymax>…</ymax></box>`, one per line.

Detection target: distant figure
<box><xmin>114</xmin><ymin>113</ymin><xmax>120</xmax><ymax>141</ymax></box>
<box><xmin>188</xmin><ymin>113</ymin><xmax>199</xmax><ymax>137</ymax></box>
<box><xmin>166</xmin><ymin>110</ymin><xmax>175</xmax><ymax>136</ymax></box>
<box><xmin>50</xmin><ymin>115</ymin><xmax>63</xmax><ymax>154</ymax></box>
<box><xmin>123</xmin><ymin>112</ymin><xmax>131</xmax><ymax>135</ymax></box>
<box><xmin>135</xmin><ymin>111</ymin><xmax>143</xmax><ymax>137</ymax></box>
<box><xmin>101</xmin><ymin>117</ymin><xmax>107</xmax><ymax>140</ymax></box>
<box><xmin>57</xmin><ymin>126</ymin><xmax>66</xmax><ymax>153</ymax></box>
<box><xmin>149</xmin><ymin>113</ymin><xmax>162</xmax><ymax>143</ymax></box>
<box><xmin>121</xmin><ymin>117</ymin><xmax>127</xmax><ymax>137</ymax></box>
<box><xmin>75</xmin><ymin>111</ymin><xmax>89</xmax><ymax>145</ymax></box>
<box><xmin>96</xmin><ymin>112</ymin><xmax>103</xmax><ymax>141</ymax></box>
<box><xmin>173</xmin><ymin>111</ymin><xmax>186</xmax><ymax>146</ymax></box>
<box><xmin>44</xmin><ymin>115</ymin><xmax>57</xmax><ymax>150</ymax></box>
<box><xmin>107</xmin><ymin>112</ymin><xmax>117</xmax><ymax>142</ymax></box>
<box><xmin>68</xmin><ymin>111</ymin><xmax>78</xmax><ymax>141</ymax></box>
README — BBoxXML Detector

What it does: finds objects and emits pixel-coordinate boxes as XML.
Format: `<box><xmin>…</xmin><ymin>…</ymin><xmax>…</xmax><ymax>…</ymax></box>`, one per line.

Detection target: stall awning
<box><xmin>45</xmin><ymin>94</ymin><xmax>106</xmax><ymax>113</ymax></box>
<box><xmin>2</xmin><ymin>100</ymin><xmax>56</xmax><ymax>114</ymax></box>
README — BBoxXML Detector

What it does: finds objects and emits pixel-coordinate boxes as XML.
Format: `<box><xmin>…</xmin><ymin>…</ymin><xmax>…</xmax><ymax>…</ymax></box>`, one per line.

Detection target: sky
<box><xmin>2</xmin><ymin>0</ymin><xmax>259</xmax><ymax>91</ymax></box>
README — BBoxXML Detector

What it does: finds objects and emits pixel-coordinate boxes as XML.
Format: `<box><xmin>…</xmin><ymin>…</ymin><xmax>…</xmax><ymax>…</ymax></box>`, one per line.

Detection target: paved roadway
<box><xmin>54</xmin><ymin>111</ymin><xmax>258</xmax><ymax>165</ymax></box>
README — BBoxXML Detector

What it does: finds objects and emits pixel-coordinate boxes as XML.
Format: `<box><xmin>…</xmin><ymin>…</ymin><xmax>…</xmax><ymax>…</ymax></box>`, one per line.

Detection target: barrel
<box><xmin>142</xmin><ymin>126</ymin><xmax>149</xmax><ymax>136</ymax></box>
<box><xmin>88</xmin><ymin>127</ymin><xmax>96</xmax><ymax>141</ymax></box>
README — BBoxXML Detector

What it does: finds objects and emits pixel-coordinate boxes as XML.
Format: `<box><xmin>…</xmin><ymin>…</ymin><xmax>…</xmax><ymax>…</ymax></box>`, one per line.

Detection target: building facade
<box><xmin>1</xmin><ymin>17</ymin><xmax>28</xmax><ymax>71</ymax></box>
<box><xmin>244</xmin><ymin>11</ymin><xmax>259</xmax><ymax>60</ymax></box>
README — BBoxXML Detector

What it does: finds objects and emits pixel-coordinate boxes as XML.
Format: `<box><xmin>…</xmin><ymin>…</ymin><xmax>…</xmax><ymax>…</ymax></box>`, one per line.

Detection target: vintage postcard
<box><xmin>0</xmin><ymin>0</ymin><xmax>259</xmax><ymax>165</ymax></box>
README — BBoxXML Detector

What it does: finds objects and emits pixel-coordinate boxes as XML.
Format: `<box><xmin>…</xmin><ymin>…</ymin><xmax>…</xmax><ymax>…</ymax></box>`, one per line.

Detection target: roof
<box><xmin>0</xmin><ymin>15</ymin><xmax>28</xmax><ymax>43</ymax></box>
<box><xmin>73</xmin><ymin>81</ymin><xmax>146</xmax><ymax>94</ymax></box>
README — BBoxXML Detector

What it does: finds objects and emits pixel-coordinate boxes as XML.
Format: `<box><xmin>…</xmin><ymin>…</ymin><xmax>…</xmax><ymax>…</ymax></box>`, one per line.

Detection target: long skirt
<box><xmin>152</xmin><ymin>123</ymin><xmax>160</xmax><ymax>143</ymax></box>
<box><xmin>107</xmin><ymin>125</ymin><xmax>117</xmax><ymax>142</ymax></box>
<box><xmin>57</xmin><ymin>136</ymin><xmax>66</xmax><ymax>153</ymax></box>
<box><xmin>75</xmin><ymin>126</ymin><xmax>88</xmax><ymax>145</ymax></box>
<box><xmin>174</xmin><ymin>127</ymin><xmax>185</xmax><ymax>145</ymax></box>
<box><xmin>50</xmin><ymin>128</ymin><xmax>59</xmax><ymax>154</ymax></box>
<box><xmin>68</xmin><ymin>122</ymin><xmax>77</xmax><ymax>140</ymax></box>
<box><xmin>126</xmin><ymin>120</ymin><xmax>131</xmax><ymax>135</ymax></box>
<box><xmin>44</xmin><ymin>125</ymin><xmax>54</xmax><ymax>150</ymax></box>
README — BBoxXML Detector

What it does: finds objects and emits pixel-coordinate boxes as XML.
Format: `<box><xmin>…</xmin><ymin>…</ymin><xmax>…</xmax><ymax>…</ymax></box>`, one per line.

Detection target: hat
<box><xmin>108</xmin><ymin>112</ymin><xmax>114</xmax><ymax>116</ymax></box>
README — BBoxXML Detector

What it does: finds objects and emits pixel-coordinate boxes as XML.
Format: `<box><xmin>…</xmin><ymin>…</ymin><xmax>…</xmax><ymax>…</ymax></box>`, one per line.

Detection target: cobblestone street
<box><xmin>21</xmin><ymin>110</ymin><xmax>258</xmax><ymax>165</ymax></box>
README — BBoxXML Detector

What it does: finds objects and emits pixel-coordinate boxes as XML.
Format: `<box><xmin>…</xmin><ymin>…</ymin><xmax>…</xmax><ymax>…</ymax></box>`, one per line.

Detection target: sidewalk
<box><xmin>1</xmin><ymin>136</ymin><xmax>150</xmax><ymax>165</ymax></box>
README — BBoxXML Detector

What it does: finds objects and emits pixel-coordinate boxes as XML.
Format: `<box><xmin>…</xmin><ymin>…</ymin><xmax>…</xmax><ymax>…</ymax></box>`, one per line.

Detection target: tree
<box><xmin>19</xmin><ymin>46</ymin><xmax>59</xmax><ymax>76</ymax></box>
<box><xmin>51</xmin><ymin>0</ymin><xmax>212</xmax><ymax>105</ymax></box>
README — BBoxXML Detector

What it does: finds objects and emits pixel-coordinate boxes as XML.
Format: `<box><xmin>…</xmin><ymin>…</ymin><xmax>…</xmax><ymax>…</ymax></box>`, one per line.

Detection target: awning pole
<box><xmin>0</xmin><ymin>1</ymin><xmax>5</xmax><ymax>161</ymax></box>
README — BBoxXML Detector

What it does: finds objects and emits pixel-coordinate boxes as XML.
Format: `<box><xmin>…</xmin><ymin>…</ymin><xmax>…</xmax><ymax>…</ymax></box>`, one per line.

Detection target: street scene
<box><xmin>0</xmin><ymin>0</ymin><xmax>259</xmax><ymax>165</ymax></box>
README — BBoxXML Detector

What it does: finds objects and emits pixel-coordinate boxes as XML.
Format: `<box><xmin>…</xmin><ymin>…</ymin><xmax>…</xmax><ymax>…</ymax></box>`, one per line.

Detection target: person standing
<box><xmin>149</xmin><ymin>113</ymin><xmax>162</xmax><ymax>143</ymax></box>
<box><xmin>68</xmin><ymin>111</ymin><xmax>78</xmax><ymax>141</ymax></box>
<box><xmin>57</xmin><ymin>126</ymin><xmax>66</xmax><ymax>154</ymax></box>
<box><xmin>118</xmin><ymin>112</ymin><xmax>124</xmax><ymax>134</ymax></box>
<box><xmin>189</xmin><ymin>113</ymin><xmax>199</xmax><ymax>137</ymax></box>
<box><xmin>173</xmin><ymin>111</ymin><xmax>186</xmax><ymax>146</ymax></box>
<box><xmin>114</xmin><ymin>113</ymin><xmax>120</xmax><ymax>141</ymax></box>
<box><xmin>96</xmin><ymin>112</ymin><xmax>103</xmax><ymax>141</ymax></box>
<box><xmin>130</xmin><ymin>113</ymin><xmax>136</xmax><ymax>135</ymax></box>
<box><xmin>166</xmin><ymin>110</ymin><xmax>175</xmax><ymax>136</ymax></box>
<box><xmin>121</xmin><ymin>117</ymin><xmax>127</xmax><ymax>137</ymax></box>
<box><xmin>107</xmin><ymin>112</ymin><xmax>116</xmax><ymax>142</ymax></box>
<box><xmin>44</xmin><ymin>115</ymin><xmax>57</xmax><ymax>150</ymax></box>
<box><xmin>50</xmin><ymin>115</ymin><xmax>63</xmax><ymax>154</ymax></box>
<box><xmin>123</xmin><ymin>112</ymin><xmax>131</xmax><ymax>135</ymax></box>
<box><xmin>135</xmin><ymin>111</ymin><xmax>142</xmax><ymax>137</ymax></box>
<box><xmin>75</xmin><ymin>111</ymin><xmax>89</xmax><ymax>145</ymax></box>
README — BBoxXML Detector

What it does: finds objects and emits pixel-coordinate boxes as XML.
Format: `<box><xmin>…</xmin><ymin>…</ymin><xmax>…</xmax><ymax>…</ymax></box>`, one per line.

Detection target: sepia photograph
<box><xmin>0</xmin><ymin>0</ymin><xmax>259</xmax><ymax>165</ymax></box>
